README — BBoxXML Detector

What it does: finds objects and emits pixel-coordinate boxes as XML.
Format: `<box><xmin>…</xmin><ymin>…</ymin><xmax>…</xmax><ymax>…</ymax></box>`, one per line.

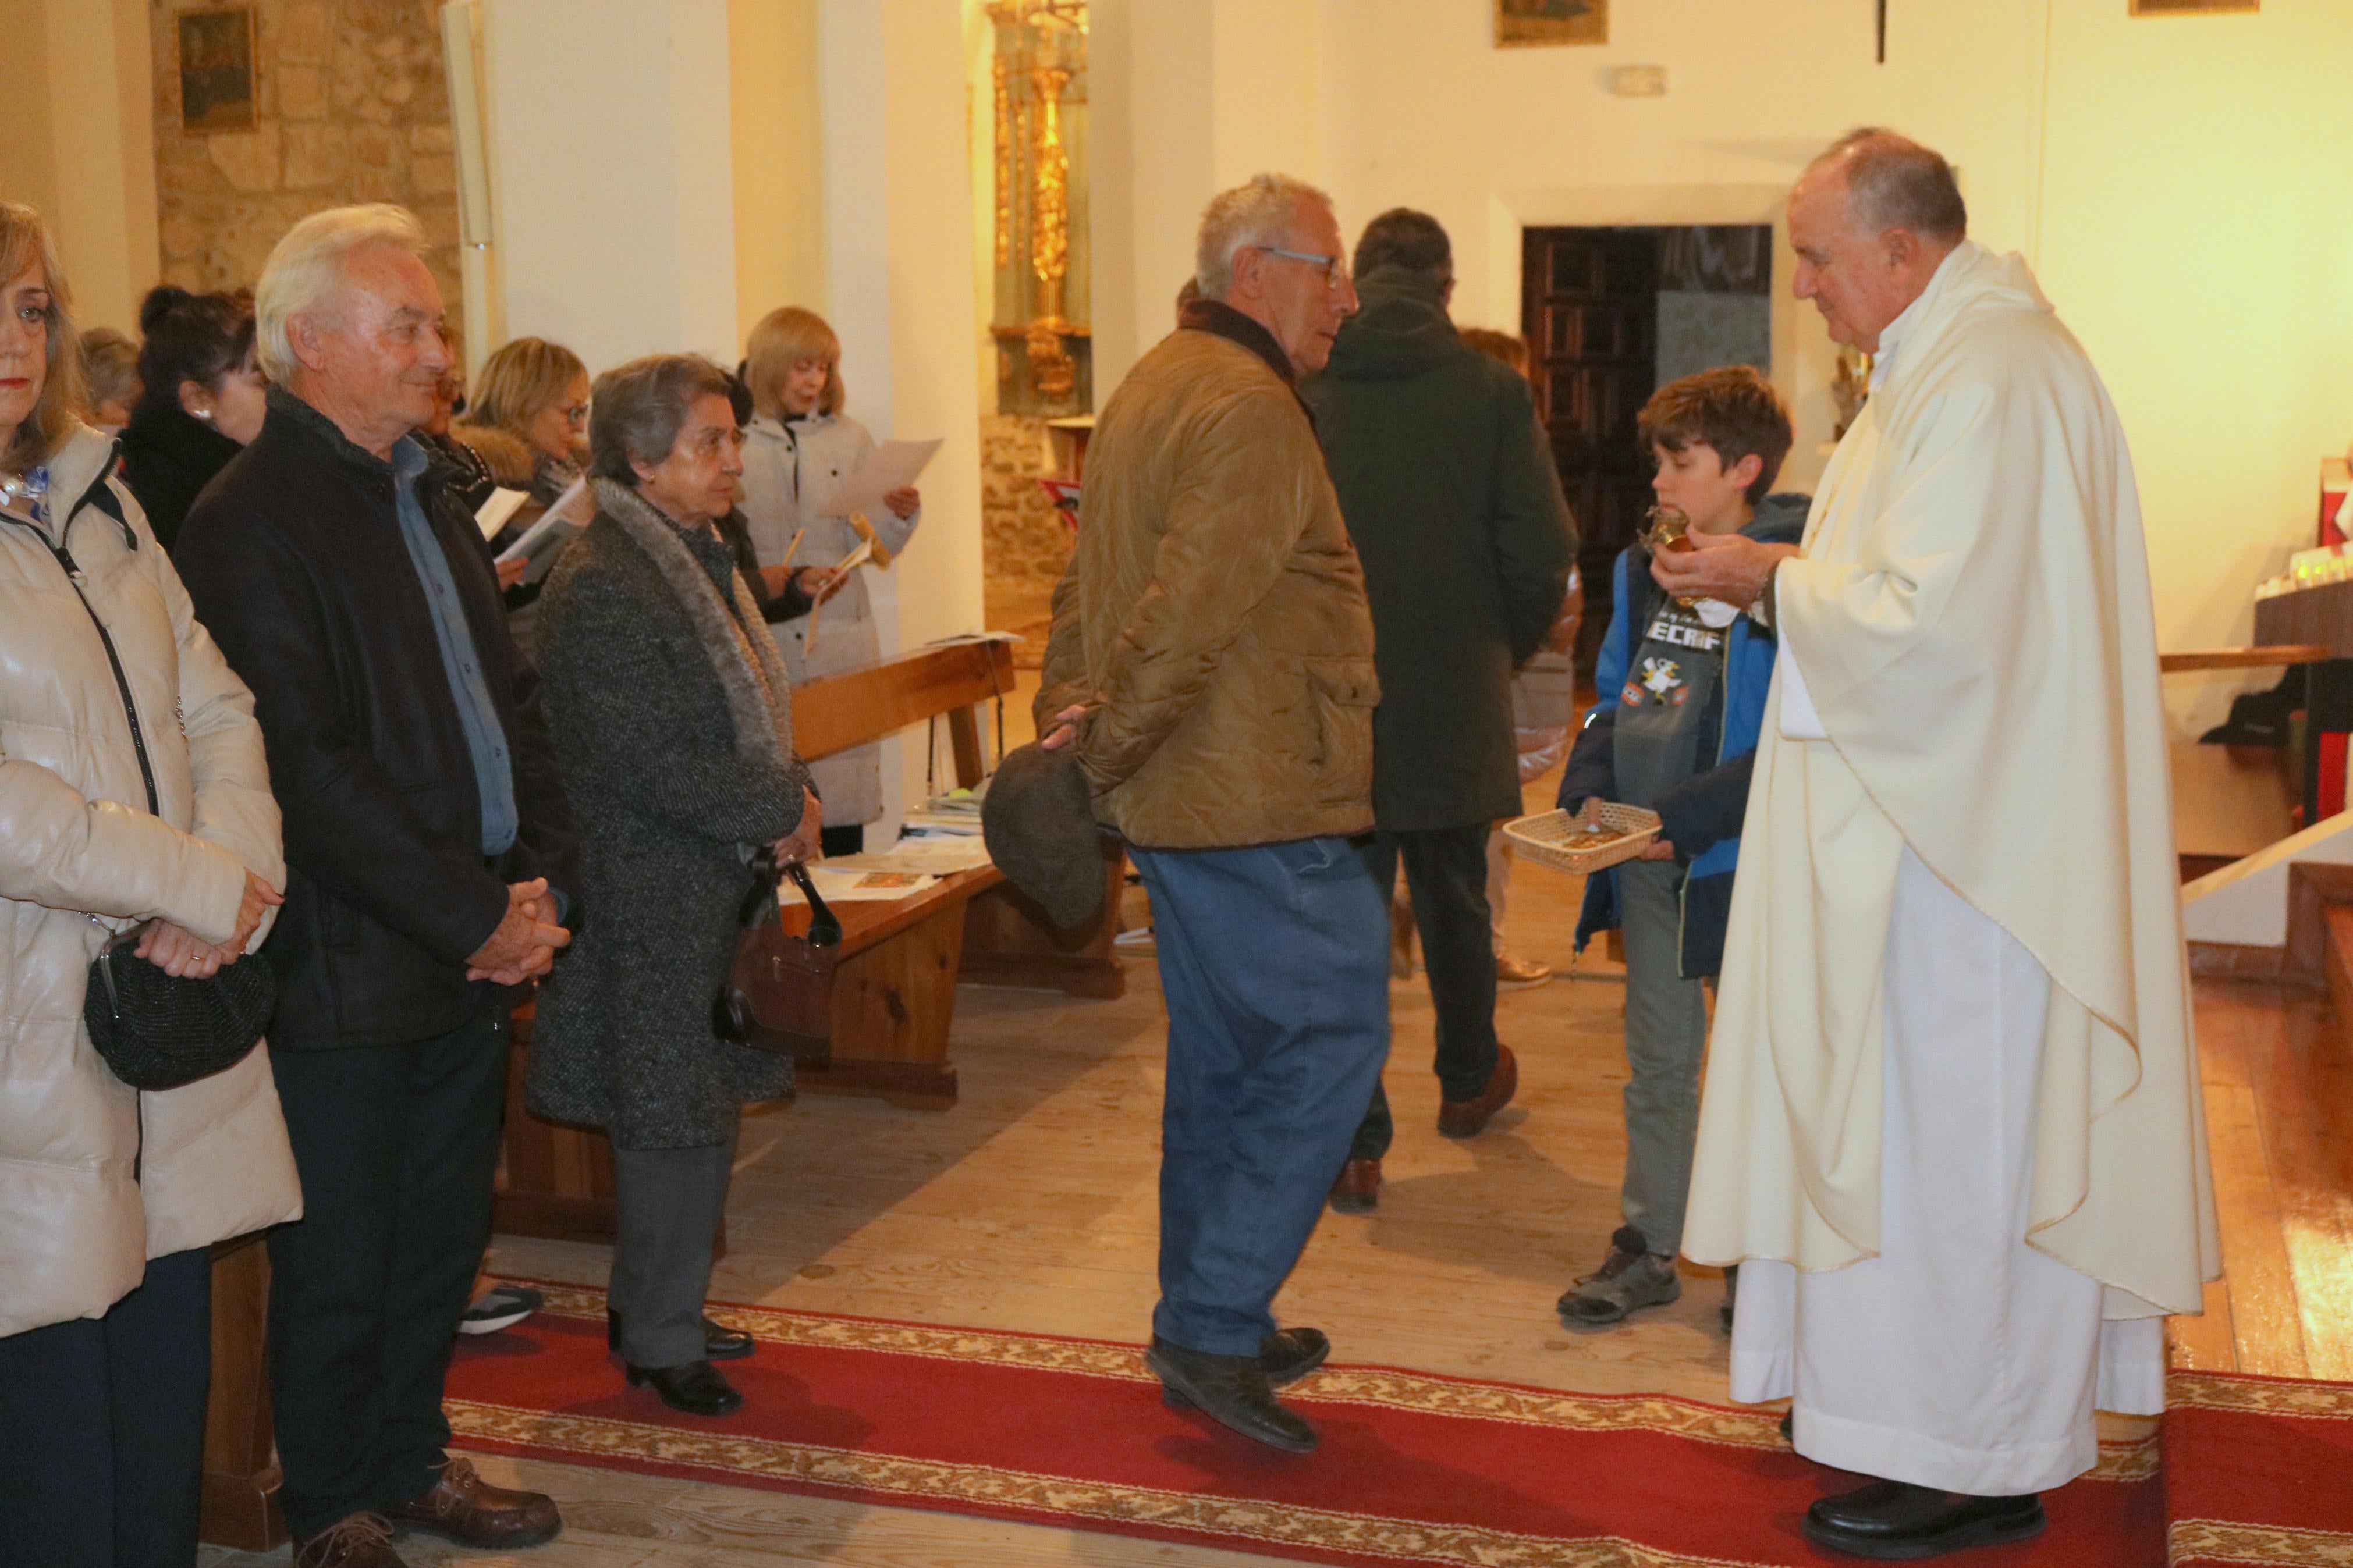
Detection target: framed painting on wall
<box><xmin>1496</xmin><ymin>0</ymin><xmax>1609</xmax><ymax>48</ymax></box>
<box><xmin>179</xmin><ymin>7</ymin><xmax>258</xmax><ymax>134</ymax></box>
<box><xmin>2129</xmin><ymin>0</ymin><xmax>2256</xmax><ymax>13</ymax></box>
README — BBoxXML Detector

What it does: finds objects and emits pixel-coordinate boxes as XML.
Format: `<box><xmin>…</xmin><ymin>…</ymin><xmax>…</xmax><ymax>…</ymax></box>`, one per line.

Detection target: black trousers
<box><xmin>1351</xmin><ymin>824</ymin><xmax>1502</xmax><ymax>1160</ymax></box>
<box><xmin>265</xmin><ymin>1004</ymin><xmax>510</xmax><ymax>1537</ymax></box>
<box><xmin>0</xmin><ymin>1247</ymin><xmax>212</xmax><ymax>1568</ymax></box>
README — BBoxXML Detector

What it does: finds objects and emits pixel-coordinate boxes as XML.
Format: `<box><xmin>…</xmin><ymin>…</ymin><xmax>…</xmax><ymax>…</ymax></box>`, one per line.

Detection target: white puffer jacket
<box><xmin>739</xmin><ymin>411</ymin><xmax>922</xmax><ymax>826</ymax></box>
<box><xmin>0</xmin><ymin>423</ymin><xmax>301</xmax><ymax>1338</ymax></box>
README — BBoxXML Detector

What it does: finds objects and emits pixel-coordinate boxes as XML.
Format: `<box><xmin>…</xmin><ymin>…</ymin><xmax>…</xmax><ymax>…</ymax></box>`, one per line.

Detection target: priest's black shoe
<box><xmin>609</xmin><ymin>1309</ymin><xmax>755</xmax><ymax>1361</ymax></box>
<box><xmin>1147</xmin><ymin>1336</ymin><xmax>1317</xmax><ymax>1453</ymax></box>
<box><xmin>625</xmin><ymin>1359</ymin><xmax>744</xmax><ymax>1417</ymax></box>
<box><xmin>1802</xmin><ymin>1481</ymin><xmax>2045</xmax><ymax>1559</ymax></box>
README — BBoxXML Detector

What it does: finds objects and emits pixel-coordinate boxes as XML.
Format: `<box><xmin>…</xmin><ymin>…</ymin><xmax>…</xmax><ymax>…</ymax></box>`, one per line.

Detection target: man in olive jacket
<box><xmin>1037</xmin><ymin>174</ymin><xmax>1383</xmax><ymax>1457</ymax></box>
<box><xmin>1301</xmin><ymin>211</ymin><xmax>1577</xmax><ymax>1208</ymax></box>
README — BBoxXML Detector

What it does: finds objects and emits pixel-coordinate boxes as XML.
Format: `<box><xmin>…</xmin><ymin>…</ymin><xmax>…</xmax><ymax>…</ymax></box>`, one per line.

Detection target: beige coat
<box><xmin>1682</xmin><ymin>244</ymin><xmax>2219</xmax><ymax>1320</ymax></box>
<box><xmin>738</xmin><ymin>411</ymin><xmax>920</xmax><ymax>827</ymax></box>
<box><xmin>1037</xmin><ymin>327</ymin><xmax>1378</xmax><ymax>849</ymax></box>
<box><xmin>0</xmin><ymin>424</ymin><xmax>300</xmax><ymax>1337</ymax></box>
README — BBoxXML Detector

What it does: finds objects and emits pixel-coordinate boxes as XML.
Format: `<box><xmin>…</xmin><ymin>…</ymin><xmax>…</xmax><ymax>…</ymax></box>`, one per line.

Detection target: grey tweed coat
<box><xmin>526</xmin><ymin>478</ymin><xmax>812</xmax><ymax>1149</ymax></box>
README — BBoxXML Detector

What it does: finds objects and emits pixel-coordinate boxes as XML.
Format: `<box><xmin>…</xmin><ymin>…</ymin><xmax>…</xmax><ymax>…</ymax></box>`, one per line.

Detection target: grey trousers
<box><xmin>1616</xmin><ymin>859</ymin><xmax>1709</xmax><ymax>1256</ymax></box>
<box><xmin>609</xmin><ymin>1130</ymin><xmax>737</xmax><ymax>1368</ymax></box>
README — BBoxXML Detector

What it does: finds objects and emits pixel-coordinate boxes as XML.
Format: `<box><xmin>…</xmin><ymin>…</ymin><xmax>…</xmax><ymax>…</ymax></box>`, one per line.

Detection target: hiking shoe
<box><xmin>457</xmin><ymin>1282</ymin><xmax>542</xmax><ymax>1336</ymax></box>
<box><xmin>1557</xmin><ymin>1227</ymin><xmax>1682</xmax><ymax>1324</ymax></box>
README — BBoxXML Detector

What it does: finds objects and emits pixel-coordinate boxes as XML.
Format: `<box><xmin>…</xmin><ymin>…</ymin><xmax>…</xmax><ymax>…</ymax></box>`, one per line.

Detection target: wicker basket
<box><xmin>1503</xmin><ymin>804</ymin><xmax>1663</xmax><ymax>875</ymax></box>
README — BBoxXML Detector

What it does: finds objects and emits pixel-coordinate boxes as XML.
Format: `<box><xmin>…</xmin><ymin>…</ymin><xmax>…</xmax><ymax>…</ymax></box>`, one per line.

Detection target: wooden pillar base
<box><xmin>200</xmin><ymin>1233</ymin><xmax>286</xmax><ymax>1551</ymax></box>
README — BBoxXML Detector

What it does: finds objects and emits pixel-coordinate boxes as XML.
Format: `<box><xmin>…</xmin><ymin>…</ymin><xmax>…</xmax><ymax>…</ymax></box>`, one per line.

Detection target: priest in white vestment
<box><xmin>1651</xmin><ymin>129</ymin><xmax>2219</xmax><ymax>1560</ymax></box>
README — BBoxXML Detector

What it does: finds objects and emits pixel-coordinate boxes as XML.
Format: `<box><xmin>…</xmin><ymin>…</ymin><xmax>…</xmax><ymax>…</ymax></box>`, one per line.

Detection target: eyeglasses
<box><xmin>1255</xmin><ymin>246</ymin><xmax>1352</xmax><ymax>290</ymax></box>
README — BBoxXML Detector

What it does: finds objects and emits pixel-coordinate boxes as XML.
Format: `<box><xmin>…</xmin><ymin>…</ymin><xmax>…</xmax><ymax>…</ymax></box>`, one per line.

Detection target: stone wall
<box><xmin>979</xmin><ymin>413</ymin><xmax>1074</xmax><ymax>664</ymax></box>
<box><xmin>150</xmin><ymin>0</ymin><xmax>461</xmax><ymax>315</ymax></box>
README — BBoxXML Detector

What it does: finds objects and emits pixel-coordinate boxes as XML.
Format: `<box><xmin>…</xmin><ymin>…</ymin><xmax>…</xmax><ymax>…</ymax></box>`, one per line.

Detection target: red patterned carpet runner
<box><xmin>446</xmin><ymin>1281</ymin><xmax>2163</xmax><ymax>1567</ymax></box>
<box><xmin>2164</xmin><ymin>1370</ymin><xmax>2353</xmax><ymax>1567</ymax></box>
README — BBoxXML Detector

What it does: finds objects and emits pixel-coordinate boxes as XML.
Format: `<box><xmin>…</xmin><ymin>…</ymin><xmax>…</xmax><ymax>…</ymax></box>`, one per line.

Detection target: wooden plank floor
<box><xmin>2169</xmin><ymin>978</ymin><xmax>2353</xmax><ymax>1382</ymax></box>
<box><xmin>200</xmin><ymin>685</ymin><xmax>2338</xmax><ymax>1567</ymax></box>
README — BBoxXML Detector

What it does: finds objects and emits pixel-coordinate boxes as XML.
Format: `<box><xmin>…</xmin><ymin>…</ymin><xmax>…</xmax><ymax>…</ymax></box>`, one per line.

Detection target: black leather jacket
<box><xmin>175</xmin><ymin>388</ymin><xmax>578</xmax><ymax>1048</ymax></box>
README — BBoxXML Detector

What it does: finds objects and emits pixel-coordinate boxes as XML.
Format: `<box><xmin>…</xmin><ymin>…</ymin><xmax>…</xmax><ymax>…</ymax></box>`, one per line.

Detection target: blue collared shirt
<box><xmin>391</xmin><ymin>436</ymin><xmax>519</xmax><ymax>856</ymax></box>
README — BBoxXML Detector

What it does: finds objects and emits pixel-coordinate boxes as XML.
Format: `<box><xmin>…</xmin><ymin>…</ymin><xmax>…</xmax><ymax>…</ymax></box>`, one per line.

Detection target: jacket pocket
<box><xmin>1304</xmin><ymin>658</ymin><xmax>1378</xmax><ymax>802</ymax></box>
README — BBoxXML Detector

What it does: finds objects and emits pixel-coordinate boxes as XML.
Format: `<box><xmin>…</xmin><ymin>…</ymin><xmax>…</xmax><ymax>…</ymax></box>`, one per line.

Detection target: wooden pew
<box><xmin>493</xmin><ymin>637</ymin><xmax>1125</xmax><ymax>1243</ymax></box>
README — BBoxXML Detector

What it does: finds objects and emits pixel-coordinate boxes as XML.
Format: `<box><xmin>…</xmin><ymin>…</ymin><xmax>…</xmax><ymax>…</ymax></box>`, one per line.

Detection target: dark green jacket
<box><xmin>1301</xmin><ymin>268</ymin><xmax>1578</xmax><ymax>831</ymax></box>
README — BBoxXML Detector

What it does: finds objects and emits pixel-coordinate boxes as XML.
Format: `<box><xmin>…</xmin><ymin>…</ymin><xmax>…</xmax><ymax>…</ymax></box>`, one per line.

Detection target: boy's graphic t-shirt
<box><xmin>1614</xmin><ymin>596</ymin><xmax>1726</xmax><ymax>809</ymax></box>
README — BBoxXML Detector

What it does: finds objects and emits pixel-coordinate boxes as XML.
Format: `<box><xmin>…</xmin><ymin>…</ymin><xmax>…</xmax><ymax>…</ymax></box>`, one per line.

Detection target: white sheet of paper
<box><xmin>495</xmin><ymin>477</ymin><xmax>592</xmax><ymax>566</ymax></box>
<box><xmin>1777</xmin><ymin>636</ymin><xmax>1829</xmax><ymax>741</ymax></box>
<box><xmin>474</xmin><ymin>486</ymin><xmax>529</xmax><ymax>541</ymax></box>
<box><xmin>833</xmin><ymin>538</ymin><xmax>874</xmax><ymax>574</ymax></box>
<box><xmin>831</xmin><ymin>438</ymin><xmax>942</xmax><ymax>529</ymax></box>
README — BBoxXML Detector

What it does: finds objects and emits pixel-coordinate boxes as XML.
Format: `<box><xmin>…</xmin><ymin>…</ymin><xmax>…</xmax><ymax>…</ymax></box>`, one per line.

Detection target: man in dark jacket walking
<box><xmin>175</xmin><ymin>205</ymin><xmax>577</xmax><ymax>1568</ymax></box>
<box><xmin>1301</xmin><ymin>210</ymin><xmax>1578</xmax><ymax>1211</ymax></box>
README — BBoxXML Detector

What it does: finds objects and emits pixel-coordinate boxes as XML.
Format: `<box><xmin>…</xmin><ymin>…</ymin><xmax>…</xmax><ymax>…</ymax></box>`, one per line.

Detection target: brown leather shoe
<box><xmin>293</xmin><ymin>1513</ymin><xmax>403</xmax><ymax>1568</ymax></box>
<box><xmin>1328</xmin><ymin>1157</ymin><xmax>1381</xmax><ymax>1213</ymax></box>
<box><xmin>1437</xmin><ymin>1044</ymin><xmax>1518</xmax><ymax>1139</ymax></box>
<box><xmin>383</xmin><ymin>1456</ymin><xmax>560</xmax><ymax>1549</ymax></box>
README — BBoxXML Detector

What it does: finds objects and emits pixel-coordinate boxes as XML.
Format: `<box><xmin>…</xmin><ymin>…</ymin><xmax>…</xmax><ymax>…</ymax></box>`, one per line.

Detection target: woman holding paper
<box><xmin>452</xmin><ymin>335</ymin><xmax>590</xmax><ymax>507</ymax></box>
<box><xmin>739</xmin><ymin>306</ymin><xmax>922</xmax><ymax>856</ymax></box>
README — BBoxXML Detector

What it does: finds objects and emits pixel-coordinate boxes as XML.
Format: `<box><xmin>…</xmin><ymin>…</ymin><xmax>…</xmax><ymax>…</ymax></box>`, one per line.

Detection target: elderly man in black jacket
<box><xmin>1301</xmin><ymin>209</ymin><xmax>1577</xmax><ymax>1212</ymax></box>
<box><xmin>176</xmin><ymin>205</ymin><xmax>576</xmax><ymax>1568</ymax></box>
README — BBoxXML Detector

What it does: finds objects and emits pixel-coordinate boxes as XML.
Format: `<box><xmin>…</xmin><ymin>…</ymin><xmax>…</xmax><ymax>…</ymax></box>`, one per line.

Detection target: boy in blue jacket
<box><xmin>1555</xmin><ymin>366</ymin><xmax>1806</xmax><ymax>1329</ymax></box>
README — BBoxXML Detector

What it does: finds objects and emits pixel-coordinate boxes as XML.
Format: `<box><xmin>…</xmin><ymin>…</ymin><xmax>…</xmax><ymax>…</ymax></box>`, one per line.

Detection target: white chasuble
<box><xmin>1684</xmin><ymin>244</ymin><xmax>2219</xmax><ymax>1469</ymax></box>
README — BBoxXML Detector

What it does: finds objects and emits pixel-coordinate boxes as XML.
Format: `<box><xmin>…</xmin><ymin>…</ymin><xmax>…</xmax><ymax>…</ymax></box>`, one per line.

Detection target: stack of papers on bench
<box><xmin>901</xmin><ymin>784</ymin><xmax>986</xmax><ymax>838</ymax></box>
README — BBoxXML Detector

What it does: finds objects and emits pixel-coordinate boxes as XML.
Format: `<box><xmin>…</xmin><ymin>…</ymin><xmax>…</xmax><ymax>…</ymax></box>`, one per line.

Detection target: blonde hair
<box><xmin>79</xmin><ymin>328</ymin><xmax>141</xmax><ymax>418</ymax></box>
<box><xmin>1195</xmin><ymin>173</ymin><xmax>1332</xmax><ymax>301</ymax></box>
<box><xmin>254</xmin><ymin>204</ymin><xmax>430</xmax><ymax>384</ymax></box>
<box><xmin>743</xmin><ymin>307</ymin><xmax>843</xmax><ymax>419</ymax></box>
<box><xmin>0</xmin><ymin>204</ymin><xmax>84</xmax><ymax>471</ymax></box>
<box><xmin>464</xmin><ymin>336</ymin><xmax>587</xmax><ymax>436</ymax></box>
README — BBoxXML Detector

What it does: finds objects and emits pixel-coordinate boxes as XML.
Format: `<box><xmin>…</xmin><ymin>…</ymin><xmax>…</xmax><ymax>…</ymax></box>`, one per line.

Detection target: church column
<box><xmin>817</xmin><ymin>0</ymin><xmax>986</xmax><ymax>827</ymax></box>
<box><xmin>481</xmin><ymin>0</ymin><xmax>740</xmax><ymax>370</ymax></box>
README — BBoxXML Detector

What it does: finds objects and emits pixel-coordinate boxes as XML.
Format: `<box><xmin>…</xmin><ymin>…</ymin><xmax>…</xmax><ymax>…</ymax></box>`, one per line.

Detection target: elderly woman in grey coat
<box><xmin>527</xmin><ymin>354</ymin><xmax>820</xmax><ymax>1418</ymax></box>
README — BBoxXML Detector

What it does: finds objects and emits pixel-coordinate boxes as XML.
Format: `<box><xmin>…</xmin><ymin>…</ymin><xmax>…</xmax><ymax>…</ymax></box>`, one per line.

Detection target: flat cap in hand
<box><xmin>981</xmin><ymin>742</ymin><xmax>1106</xmax><ymax>931</ymax></box>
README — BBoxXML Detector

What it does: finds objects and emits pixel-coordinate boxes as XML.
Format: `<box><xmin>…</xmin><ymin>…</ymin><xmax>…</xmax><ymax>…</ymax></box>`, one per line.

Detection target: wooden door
<box><xmin>1522</xmin><ymin>227</ymin><xmax>1662</xmax><ymax>673</ymax></box>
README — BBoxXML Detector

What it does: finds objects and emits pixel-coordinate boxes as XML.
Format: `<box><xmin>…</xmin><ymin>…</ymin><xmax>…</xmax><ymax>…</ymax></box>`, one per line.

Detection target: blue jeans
<box><xmin>1129</xmin><ymin>836</ymin><xmax>1390</xmax><ymax>1357</ymax></box>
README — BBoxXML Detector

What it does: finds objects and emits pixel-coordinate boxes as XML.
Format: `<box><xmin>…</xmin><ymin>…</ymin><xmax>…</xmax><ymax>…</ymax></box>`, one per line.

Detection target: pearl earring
<box><xmin>196</xmin><ymin>410</ymin><xmax>214</xmax><ymax>421</ymax></box>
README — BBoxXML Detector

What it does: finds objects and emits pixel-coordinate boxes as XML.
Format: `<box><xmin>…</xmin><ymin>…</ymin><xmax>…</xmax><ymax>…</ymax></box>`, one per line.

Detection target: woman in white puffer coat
<box><xmin>737</xmin><ymin>307</ymin><xmax>922</xmax><ymax>855</ymax></box>
<box><xmin>0</xmin><ymin>204</ymin><xmax>300</xmax><ymax>1566</ymax></box>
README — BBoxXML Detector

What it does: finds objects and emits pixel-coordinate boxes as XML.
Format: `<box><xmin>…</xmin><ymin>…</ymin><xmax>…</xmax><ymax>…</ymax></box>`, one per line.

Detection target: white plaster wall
<box><xmin>729</xmin><ymin>0</ymin><xmax>828</xmax><ymax>352</ymax></box>
<box><xmin>484</xmin><ymin>0</ymin><xmax>740</xmax><ymax>373</ymax></box>
<box><xmin>2</xmin><ymin>0</ymin><xmax>158</xmax><ymax>335</ymax></box>
<box><xmin>818</xmin><ymin>0</ymin><xmax>987</xmax><ymax>835</ymax></box>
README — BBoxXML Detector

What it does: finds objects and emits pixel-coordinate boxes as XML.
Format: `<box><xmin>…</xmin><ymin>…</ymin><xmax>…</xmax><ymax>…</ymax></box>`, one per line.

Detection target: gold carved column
<box><xmin>988</xmin><ymin>1</ymin><xmax>1089</xmax><ymax>416</ymax></box>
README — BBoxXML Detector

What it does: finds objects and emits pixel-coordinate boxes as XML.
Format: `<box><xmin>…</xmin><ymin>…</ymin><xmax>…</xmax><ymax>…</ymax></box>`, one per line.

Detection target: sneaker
<box><xmin>1557</xmin><ymin>1227</ymin><xmax>1682</xmax><ymax>1324</ymax></box>
<box><xmin>1495</xmin><ymin>948</ymin><xmax>1553</xmax><ymax>989</ymax></box>
<box><xmin>457</xmin><ymin>1282</ymin><xmax>543</xmax><ymax>1336</ymax></box>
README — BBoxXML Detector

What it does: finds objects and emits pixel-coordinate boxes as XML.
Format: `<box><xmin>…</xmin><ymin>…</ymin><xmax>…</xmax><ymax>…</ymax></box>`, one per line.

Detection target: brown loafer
<box><xmin>383</xmin><ymin>1456</ymin><xmax>560</xmax><ymax>1549</ymax></box>
<box><xmin>1436</xmin><ymin>1044</ymin><xmax>1518</xmax><ymax>1139</ymax></box>
<box><xmin>293</xmin><ymin>1513</ymin><xmax>403</xmax><ymax>1568</ymax></box>
<box><xmin>1328</xmin><ymin>1157</ymin><xmax>1381</xmax><ymax>1213</ymax></box>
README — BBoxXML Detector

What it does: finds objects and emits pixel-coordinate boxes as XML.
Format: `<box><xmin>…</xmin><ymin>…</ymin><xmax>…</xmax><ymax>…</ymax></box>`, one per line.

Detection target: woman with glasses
<box><xmin>0</xmin><ymin>201</ymin><xmax>299</xmax><ymax>1567</ymax></box>
<box><xmin>528</xmin><ymin>354</ymin><xmax>819</xmax><ymax>1418</ymax></box>
<box><xmin>452</xmin><ymin>334</ymin><xmax>591</xmax><ymax>509</ymax></box>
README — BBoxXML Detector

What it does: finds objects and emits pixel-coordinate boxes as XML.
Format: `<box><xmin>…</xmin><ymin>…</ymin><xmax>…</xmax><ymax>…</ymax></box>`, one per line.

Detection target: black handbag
<box><xmin>41</xmin><ymin>510</ymin><xmax>280</xmax><ymax>1093</ymax></box>
<box><xmin>84</xmin><ymin>921</ymin><xmax>279</xmax><ymax>1091</ymax></box>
